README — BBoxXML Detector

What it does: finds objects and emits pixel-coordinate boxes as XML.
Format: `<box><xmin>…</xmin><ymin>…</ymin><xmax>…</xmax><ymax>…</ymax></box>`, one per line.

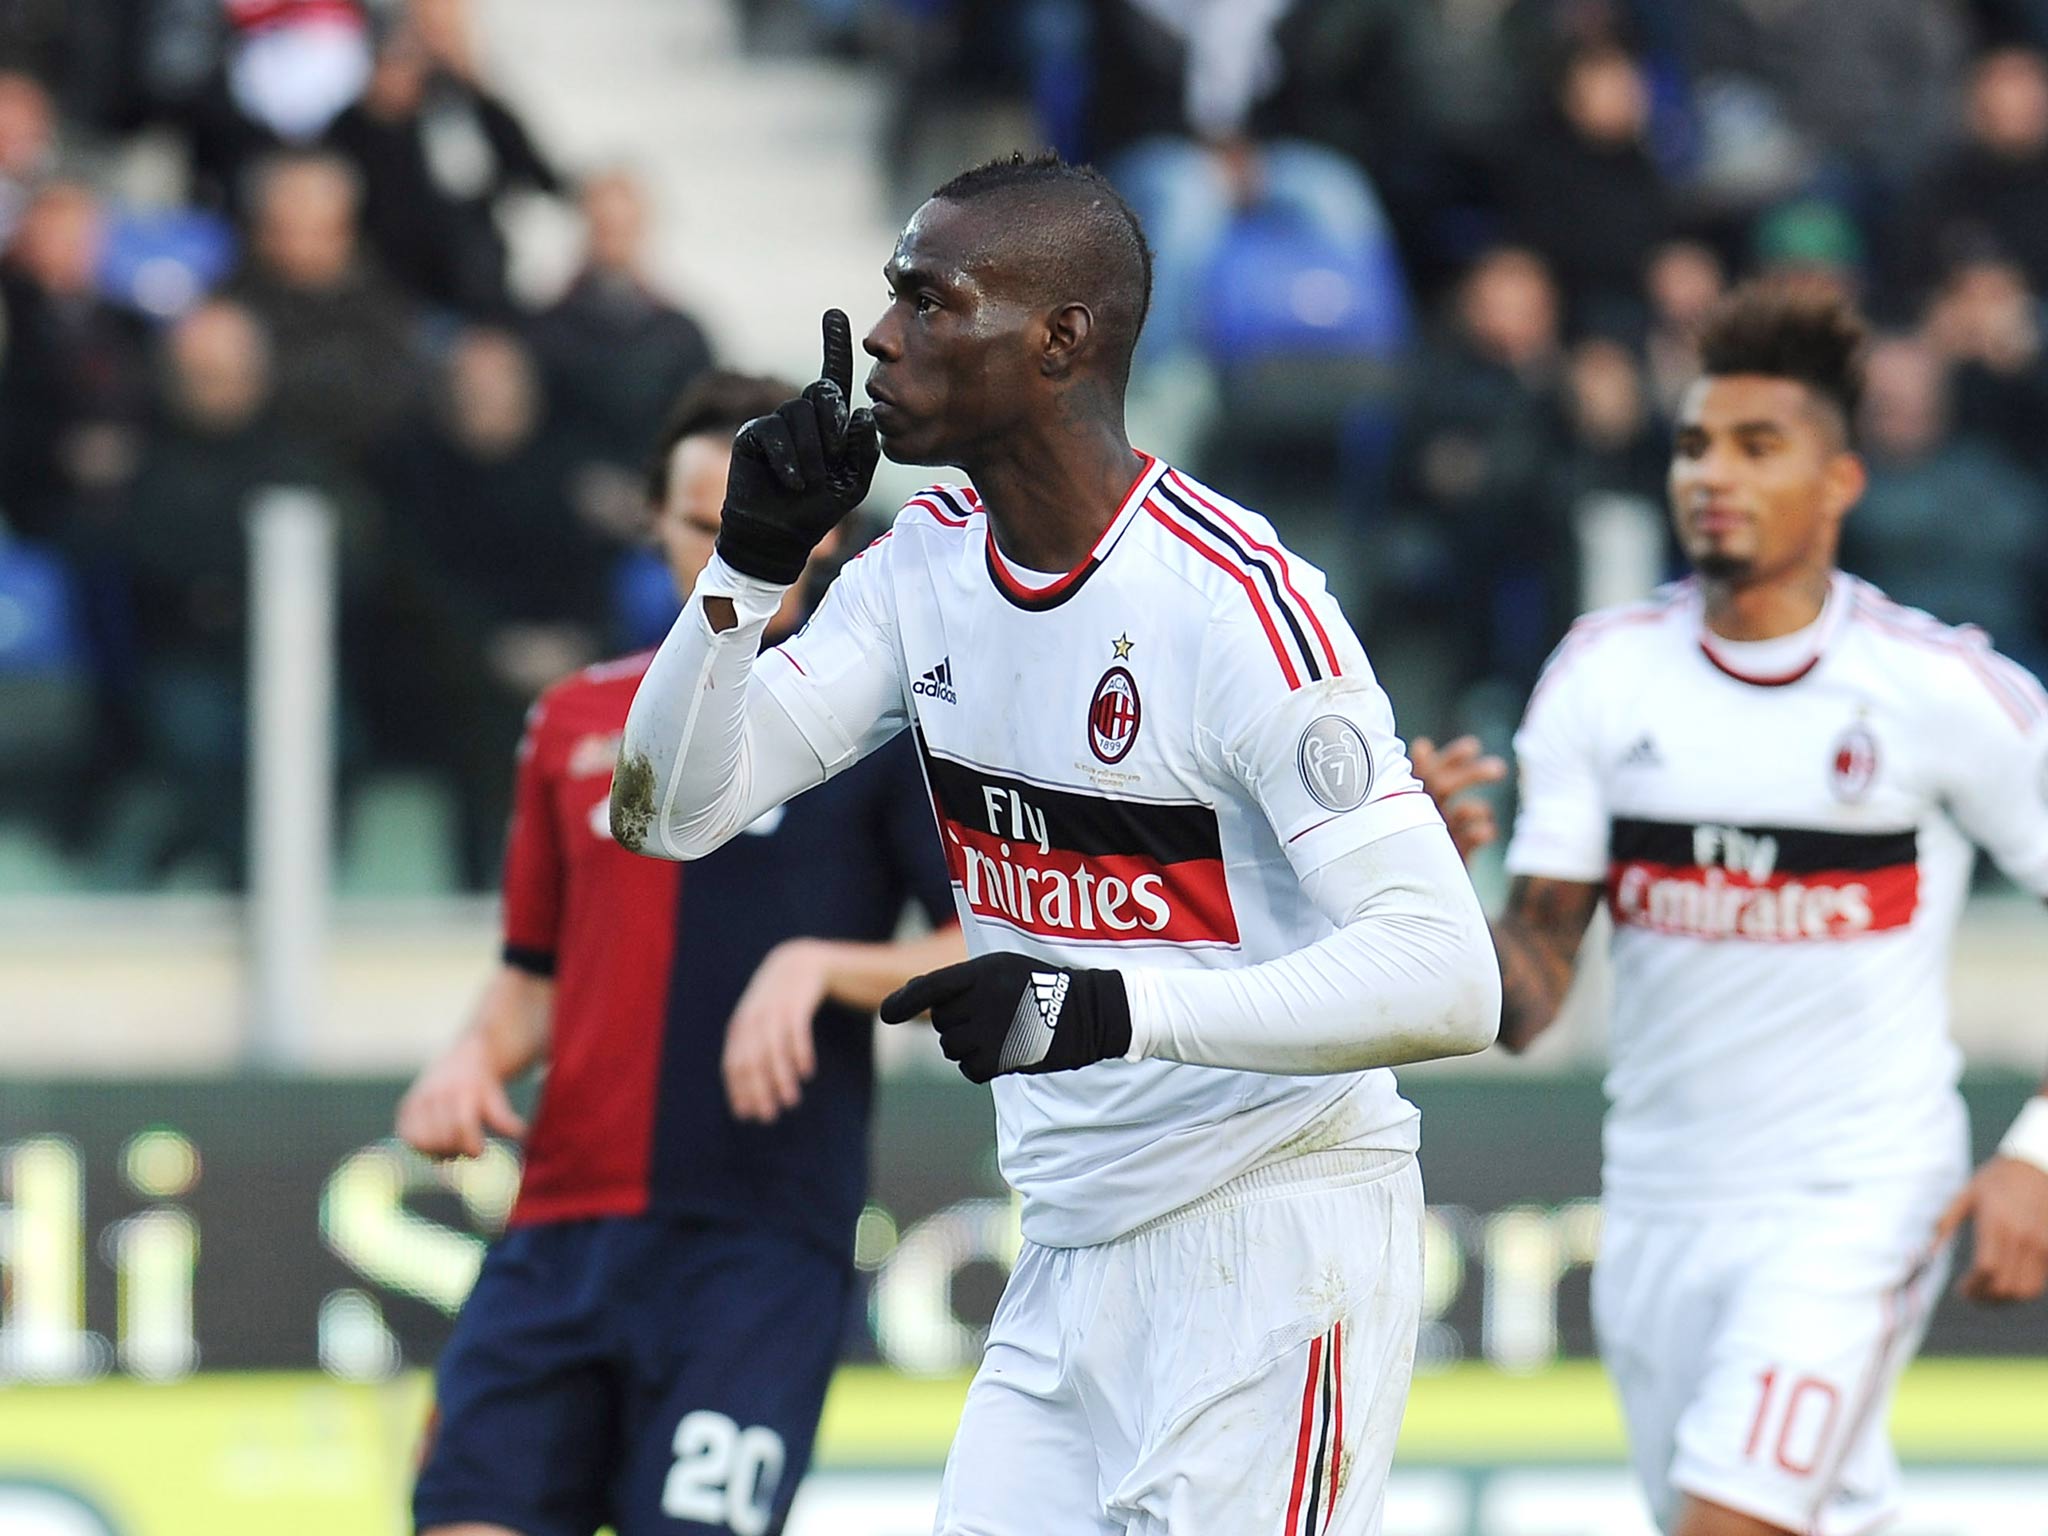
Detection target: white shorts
<box><xmin>1592</xmin><ymin>1176</ymin><xmax>1957</xmax><ymax>1536</ymax></box>
<box><xmin>933</xmin><ymin>1147</ymin><xmax>1423</xmax><ymax>1536</ymax></box>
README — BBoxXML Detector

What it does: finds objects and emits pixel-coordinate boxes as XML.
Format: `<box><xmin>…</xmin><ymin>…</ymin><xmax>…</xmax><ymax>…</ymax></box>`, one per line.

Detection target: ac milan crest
<box><xmin>1830</xmin><ymin>721</ymin><xmax>1878</xmax><ymax>803</ymax></box>
<box><xmin>1088</xmin><ymin>666</ymin><xmax>1141</xmax><ymax>764</ymax></box>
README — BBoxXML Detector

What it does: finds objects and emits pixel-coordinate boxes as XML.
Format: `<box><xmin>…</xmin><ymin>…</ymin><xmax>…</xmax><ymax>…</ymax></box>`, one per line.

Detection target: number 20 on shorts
<box><xmin>1744</xmin><ymin>1368</ymin><xmax>1842</xmax><ymax>1476</ymax></box>
<box><xmin>663</xmin><ymin>1410</ymin><xmax>788</xmax><ymax>1536</ymax></box>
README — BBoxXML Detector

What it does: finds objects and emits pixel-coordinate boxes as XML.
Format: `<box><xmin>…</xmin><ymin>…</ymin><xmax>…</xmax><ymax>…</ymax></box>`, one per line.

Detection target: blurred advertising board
<box><xmin>1</xmin><ymin>1070</ymin><xmax>2044</xmax><ymax>1534</ymax></box>
<box><xmin>2</xmin><ymin>1073</ymin><xmax>2043</xmax><ymax>1383</ymax></box>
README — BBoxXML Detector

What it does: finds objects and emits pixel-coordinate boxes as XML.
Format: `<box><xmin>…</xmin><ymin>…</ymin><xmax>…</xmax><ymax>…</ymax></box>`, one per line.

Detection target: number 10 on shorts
<box><xmin>1743</xmin><ymin>1368</ymin><xmax>1841</xmax><ymax>1476</ymax></box>
<box><xmin>663</xmin><ymin>1410</ymin><xmax>787</xmax><ymax>1535</ymax></box>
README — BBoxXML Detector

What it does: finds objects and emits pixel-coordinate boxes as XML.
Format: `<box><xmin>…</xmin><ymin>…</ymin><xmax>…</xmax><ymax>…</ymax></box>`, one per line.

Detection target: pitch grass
<box><xmin>0</xmin><ymin>1362</ymin><xmax>2036</xmax><ymax>1535</ymax></box>
<box><xmin>811</xmin><ymin>1359</ymin><xmax>2048</xmax><ymax>1466</ymax></box>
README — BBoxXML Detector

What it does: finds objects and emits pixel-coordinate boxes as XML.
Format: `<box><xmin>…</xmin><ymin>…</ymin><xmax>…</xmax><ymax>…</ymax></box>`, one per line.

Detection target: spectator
<box><xmin>1893</xmin><ymin>47</ymin><xmax>2048</xmax><ymax>301</ymax></box>
<box><xmin>401</xmin><ymin>327</ymin><xmax>604</xmax><ymax>644</ymax></box>
<box><xmin>1750</xmin><ymin>196</ymin><xmax>1865</xmax><ymax>300</ymax></box>
<box><xmin>1548</xmin><ymin>335</ymin><xmax>1667</xmax><ymax>515</ymax></box>
<box><xmin>185</xmin><ymin>0</ymin><xmax>375</xmax><ymax>211</ymax></box>
<box><xmin>228</xmin><ymin>148</ymin><xmax>420</xmax><ymax>464</ymax></box>
<box><xmin>1387</xmin><ymin>246</ymin><xmax>1565</xmax><ymax>691</ymax></box>
<box><xmin>1681</xmin><ymin>0</ymin><xmax>1965</xmax><ymax>203</ymax></box>
<box><xmin>326</xmin><ymin>12</ymin><xmax>561</xmax><ymax>317</ymax></box>
<box><xmin>1543</xmin><ymin>334</ymin><xmax>1672</xmax><ymax>613</ymax></box>
<box><xmin>1340</xmin><ymin>0</ymin><xmax>1536</xmax><ymax>150</ymax></box>
<box><xmin>1089</xmin><ymin>0</ymin><xmax>1400</xmax><ymax>370</ymax></box>
<box><xmin>0</xmin><ymin>180</ymin><xmax>152</xmax><ymax>542</ymax></box>
<box><xmin>1497</xmin><ymin>43</ymin><xmax>1671</xmax><ymax>333</ymax></box>
<box><xmin>1642</xmin><ymin>239</ymin><xmax>1727</xmax><ymax>419</ymax></box>
<box><xmin>112</xmin><ymin>300</ymin><xmax>341</xmax><ymax>880</ymax></box>
<box><xmin>1845</xmin><ymin>334</ymin><xmax>2048</xmax><ymax>665</ymax></box>
<box><xmin>372</xmin><ymin>326</ymin><xmax>605</xmax><ymax>884</ymax></box>
<box><xmin>225</xmin><ymin>0</ymin><xmax>372</xmax><ymax>142</ymax></box>
<box><xmin>0</xmin><ymin>69</ymin><xmax>55</xmax><ymax>248</ymax></box>
<box><xmin>1922</xmin><ymin>250</ymin><xmax>2048</xmax><ymax>476</ymax></box>
<box><xmin>409</xmin><ymin>0</ymin><xmax>483</xmax><ymax>83</ymax></box>
<box><xmin>1249</xmin><ymin>1</ymin><xmax>1468</xmax><ymax>298</ymax></box>
<box><xmin>530</xmin><ymin>170</ymin><xmax>713</xmax><ymax>543</ymax></box>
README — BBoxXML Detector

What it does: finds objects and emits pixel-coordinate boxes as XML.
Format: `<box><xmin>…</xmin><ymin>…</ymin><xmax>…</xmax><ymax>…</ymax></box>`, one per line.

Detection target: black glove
<box><xmin>880</xmin><ymin>954</ymin><xmax>1133</xmax><ymax>1084</ymax></box>
<box><xmin>715</xmin><ymin>308</ymin><xmax>881</xmax><ymax>585</ymax></box>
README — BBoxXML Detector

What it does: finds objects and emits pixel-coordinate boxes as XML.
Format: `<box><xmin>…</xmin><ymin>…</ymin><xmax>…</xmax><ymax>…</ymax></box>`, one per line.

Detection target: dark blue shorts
<box><xmin>414</xmin><ymin>1216</ymin><xmax>853</xmax><ymax>1536</ymax></box>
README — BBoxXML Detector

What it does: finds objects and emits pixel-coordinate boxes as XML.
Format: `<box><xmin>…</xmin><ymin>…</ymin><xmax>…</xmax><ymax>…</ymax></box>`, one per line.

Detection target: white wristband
<box><xmin>1999</xmin><ymin>1096</ymin><xmax>2048</xmax><ymax>1177</ymax></box>
<box><xmin>1119</xmin><ymin>968</ymin><xmax>1155</xmax><ymax>1063</ymax></box>
<box><xmin>692</xmin><ymin>552</ymin><xmax>792</xmax><ymax>627</ymax></box>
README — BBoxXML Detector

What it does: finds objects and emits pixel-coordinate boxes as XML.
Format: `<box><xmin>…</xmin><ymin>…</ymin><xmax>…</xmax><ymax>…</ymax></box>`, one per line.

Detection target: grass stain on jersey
<box><xmin>1273</xmin><ymin>1101</ymin><xmax>1363</xmax><ymax>1161</ymax></box>
<box><xmin>610</xmin><ymin>752</ymin><xmax>657</xmax><ymax>852</ymax></box>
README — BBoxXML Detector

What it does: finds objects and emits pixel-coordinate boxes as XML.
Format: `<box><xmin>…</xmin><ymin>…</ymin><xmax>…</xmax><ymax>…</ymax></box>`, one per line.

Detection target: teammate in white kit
<box><xmin>613</xmin><ymin>152</ymin><xmax>1502</xmax><ymax>1535</ymax></box>
<box><xmin>1414</xmin><ymin>279</ymin><xmax>2048</xmax><ymax>1536</ymax></box>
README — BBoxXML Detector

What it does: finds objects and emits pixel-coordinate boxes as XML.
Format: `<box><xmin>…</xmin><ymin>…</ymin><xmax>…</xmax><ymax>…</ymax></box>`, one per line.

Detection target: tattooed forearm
<box><xmin>1491</xmin><ymin>877</ymin><xmax>1602</xmax><ymax>1053</ymax></box>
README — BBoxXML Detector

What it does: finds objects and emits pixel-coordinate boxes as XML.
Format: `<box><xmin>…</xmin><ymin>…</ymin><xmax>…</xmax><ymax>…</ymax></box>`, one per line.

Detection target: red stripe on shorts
<box><xmin>1285</xmin><ymin>1334</ymin><xmax>1325</xmax><ymax>1534</ymax></box>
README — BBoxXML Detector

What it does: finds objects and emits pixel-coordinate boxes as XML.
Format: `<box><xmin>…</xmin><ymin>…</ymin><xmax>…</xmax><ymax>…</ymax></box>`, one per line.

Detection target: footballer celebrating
<box><xmin>616</xmin><ymin>153</ymin><xmax>1501</xmax><ymax>1535</ymax></box>
<box><xmin>1416</xmin><ymin>279</ymin><xmax>2048</xmax><ymax>1536</ymax></box>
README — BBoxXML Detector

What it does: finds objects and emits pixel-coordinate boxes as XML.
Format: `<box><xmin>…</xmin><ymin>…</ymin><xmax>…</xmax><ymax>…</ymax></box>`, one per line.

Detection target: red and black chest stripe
<box><xmin>916</xmin><ymin>734</ymin><xmax>1240</xmax><ymax>945</ymax></box>
<box><xmin>1606</xmin><ymin>816</ymin><xmax>1920</xmax><ymax>940</ymax></box>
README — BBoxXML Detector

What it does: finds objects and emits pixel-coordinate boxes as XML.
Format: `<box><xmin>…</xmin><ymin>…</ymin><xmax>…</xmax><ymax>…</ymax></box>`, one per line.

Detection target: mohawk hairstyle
<box><xmin>928</xmin><ymin>151</ymin><xmax>1154</xmax><ymax>384</ymax></box>
<box><xmin>1696</xmin><ymin>277</ymin><xmax>1870</xmax><ymax>427</ymax></box>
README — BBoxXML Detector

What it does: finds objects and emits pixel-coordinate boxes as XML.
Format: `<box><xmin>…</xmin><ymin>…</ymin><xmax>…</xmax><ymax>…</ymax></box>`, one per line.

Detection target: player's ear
<box><xmin>1042</xmin><ymin>301</ymin><xmax>1095</xmax><ymax>379</ymax></box>
<box><xmin>1823</xmin><ymin>449</ymin><xmax>1867</xmax><ymax>523</ymax></box>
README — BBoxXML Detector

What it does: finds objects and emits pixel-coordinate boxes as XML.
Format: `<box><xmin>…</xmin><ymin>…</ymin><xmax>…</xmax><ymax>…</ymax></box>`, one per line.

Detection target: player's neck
<box><xmin>1698</xmin><ymin>567</ymin><xmax>1834</xmax><ymax>642</ymax></box>
<box><xmin>969</xmin><ymin>426</ymin><xmax>1145</xmax><ymax>574</ymax></box>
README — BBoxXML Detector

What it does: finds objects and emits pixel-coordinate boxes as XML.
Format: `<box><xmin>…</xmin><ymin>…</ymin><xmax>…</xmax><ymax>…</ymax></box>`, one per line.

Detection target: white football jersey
<box><xmin>758</xmin><ymin>455</ymin><xmax>1443</xmax><ymax>1246</ymax></box>
<box><xmin>1507</xmin><ymin>572</ymin><xmax>2048</xmax><ymax>1209</ymax></box>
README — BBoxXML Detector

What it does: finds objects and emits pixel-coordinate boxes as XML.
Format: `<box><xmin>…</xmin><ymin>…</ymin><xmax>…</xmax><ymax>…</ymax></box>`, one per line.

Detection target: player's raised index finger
<box><xmin>821</xmin><ymin>308</ymin><xmax>854</xmax><ymax>398</ymax></box>
<box><xmin>880</xmin><ymin>962</ymin><xmax>973</xmax><ymax>1023</ymax></box>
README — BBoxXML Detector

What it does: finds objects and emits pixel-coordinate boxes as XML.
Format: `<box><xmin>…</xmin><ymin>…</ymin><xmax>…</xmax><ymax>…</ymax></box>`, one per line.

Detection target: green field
<box><xmin>813</xmin><ymin>1359</ymin><xmax>2048</xmax><ymax>1465</ymax></box>
<box><xmin>0</xmin><ymin>1361</ymin><xmax>2041</xmax><ymax>1536</ymax></box>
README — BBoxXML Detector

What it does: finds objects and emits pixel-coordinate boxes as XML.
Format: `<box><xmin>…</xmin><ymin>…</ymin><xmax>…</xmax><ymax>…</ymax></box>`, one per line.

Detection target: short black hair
<box><xmin>1697</xmin><ymin>277</ymin><xmax>1868</xmax><ymax>427</ymax></box>
<box><xmin>928</xmin><ymin>151</ymin><xmax>1153</xmax><ymax>387</ymax></box>
<box><xmin>644</xmin><ymin>370</ymin><xmax>799</xmax><ymax>506</ymax></box>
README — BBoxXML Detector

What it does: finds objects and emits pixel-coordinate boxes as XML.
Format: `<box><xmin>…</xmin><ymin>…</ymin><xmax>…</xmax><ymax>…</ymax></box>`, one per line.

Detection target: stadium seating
<box><xmin>98</xmin><ymin>207</ymin><xmax>239</xmax><ymax>321</ymax></box>
<box><xmin>1198</xmin><ymin>207</ymin><xmax>1412</xmax><ymax>447</ymax></box>
<box><xmin>0</xmin><ymin>541</ymin><xmax>92</xmax><ymax>777</ymax></box>
<box><xmin>613</xmin><ymin>548</ymin><xmax>682</xmax><ymax>653</ymax></box>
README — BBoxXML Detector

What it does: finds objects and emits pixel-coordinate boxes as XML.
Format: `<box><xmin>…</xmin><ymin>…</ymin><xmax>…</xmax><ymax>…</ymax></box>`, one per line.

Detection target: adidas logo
<box><xmin>999</xmin><ymin>969</ymin><xmax>1073</xmax><ymax>1074</ymax></box>
<box><xmin>1030</xmin><ymin>970</ymin><xmax>1069</xmax><ymax>1033</ymax></box>
<box><xmin>1620</xmin><ymin>735</ymin><xmax>1662</xmax><ymax>770</ymax></box>
<box><xmin>912</xmin><ymin>657</ymin><xmax>958</xmax><ymax>704</ymax></box>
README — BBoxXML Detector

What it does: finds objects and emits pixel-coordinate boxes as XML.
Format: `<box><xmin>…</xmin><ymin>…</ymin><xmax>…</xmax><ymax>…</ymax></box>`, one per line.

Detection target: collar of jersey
<box><xmin>983</xmin><ymin>452</ymin><xmax>1166</xmax><ymax>611</ymax></box>
<box><xmin>1695</xmin><ymin>570</ymin><xmax>1850</xmax><ymax>687</ymax></box>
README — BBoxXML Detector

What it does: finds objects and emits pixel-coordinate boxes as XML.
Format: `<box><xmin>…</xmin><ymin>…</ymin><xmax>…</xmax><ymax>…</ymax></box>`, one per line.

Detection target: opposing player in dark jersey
<box><xmin>1415</xmin><ymin>281</ymin><xmax>2048</xmax><ymax>1536</ymax></box>
<box><xmin>396</xmin><ymin>370</ymin><xmax>962</xmax><ymax>1536</ymax></box>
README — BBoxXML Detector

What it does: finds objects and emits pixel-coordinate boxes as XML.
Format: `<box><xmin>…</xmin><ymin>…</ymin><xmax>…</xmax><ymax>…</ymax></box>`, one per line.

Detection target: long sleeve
<box><xmin>1123</xmin><ymin>822</ymin><xmax>1500</xmax><ymax>1073</ymax></box>
<box><xmin>1120</xmin><ymin>580</ymin><xmax>1500</xmax><ymax>1075</ymax></box>
<box><xmin>1934</xmin><ymin>635</ymin><xmax>2048</xmax><ymax>898</ymax></box>
<box><xmin>612</xmin><ymin>555</ymin><xmax>817</xmax><ymax>859</ymax></box>
<box><xmin>615</xmin><ymin>538</ymin><xmax>910</xmax><ymax>861</ymax></box>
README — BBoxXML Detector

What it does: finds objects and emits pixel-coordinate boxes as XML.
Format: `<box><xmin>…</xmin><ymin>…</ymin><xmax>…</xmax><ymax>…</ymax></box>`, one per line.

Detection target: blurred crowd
<box><xmin>879</xmin><ymin>0</ymin><xmax>2048</xmax><ymax>729</ymax></box>
<box><xmin>0</xmin><ymin>0</ymin><xmax>715</xmax><ymax>888</ymax></box>
<box><xmin>7</xmin><ymin>0</ymin><xmax>2048</xmax><ymax>892</ymax></box>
